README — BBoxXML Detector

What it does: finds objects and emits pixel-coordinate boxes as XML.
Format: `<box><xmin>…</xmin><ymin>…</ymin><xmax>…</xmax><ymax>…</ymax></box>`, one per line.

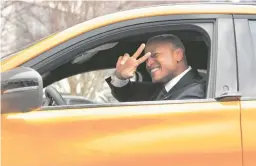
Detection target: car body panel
<box><xmin>233</xmin><ymin>15</ymin><xmax>256</xmax><ymax>166</ymax></box>
<box><xmin>2</xmin><ymin>3</ymin><xmax>255</xmax><ymax>166</ymax></box>
<box><xmin>1</xmin><ymin>4</ymin><xmax>256</xmax><ymax>72</ymax></box>
<box><xmin>241</xmin><ymin>100</ymin><xmax>256</xmax><ymax>166</ymax></box>
<box><xmin>2</xmin><ymin>101</ymin><xmax>242</xmax><ymax>166</ymax></box>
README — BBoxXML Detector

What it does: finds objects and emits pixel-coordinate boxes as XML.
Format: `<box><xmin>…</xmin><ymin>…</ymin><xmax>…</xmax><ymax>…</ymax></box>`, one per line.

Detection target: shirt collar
<box><xmin>164</xmin><ymin>66</ymin><xmax>192</xmax><ymax>92</ymax></box>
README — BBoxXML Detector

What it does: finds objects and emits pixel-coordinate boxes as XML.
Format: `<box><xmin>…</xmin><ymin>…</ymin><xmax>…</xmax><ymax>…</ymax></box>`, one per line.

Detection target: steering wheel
<box><xmin>45</xmin><ymin>86</ymin><xmax>66</xmax><ymax>105</ymax></box>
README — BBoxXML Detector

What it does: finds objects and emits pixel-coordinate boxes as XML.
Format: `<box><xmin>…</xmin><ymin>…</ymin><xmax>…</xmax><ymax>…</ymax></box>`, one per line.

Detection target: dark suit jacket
<box><xmin>105</xmin><ymin>69</ymin><xmax>206</xmax><ymax>102</ymax></box>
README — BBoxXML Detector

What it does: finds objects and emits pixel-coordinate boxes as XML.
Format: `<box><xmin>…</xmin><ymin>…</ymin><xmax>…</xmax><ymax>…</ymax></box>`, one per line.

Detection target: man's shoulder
<box><xmin>176</xmin><ymin>80</ymin><xmax>206</xmax><ymax>99</ymax></box>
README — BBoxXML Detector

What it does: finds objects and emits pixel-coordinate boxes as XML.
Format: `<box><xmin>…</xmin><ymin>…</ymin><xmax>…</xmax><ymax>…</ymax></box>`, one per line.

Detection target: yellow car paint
<box><xmin>2</xmin><ymin>101</ymin><xmax>242</xmax><ymax>166</ymax></box>
<box><xmin>241</xmin><ymin>100</ymin><xmax>256</xmax><ymax>166</ymax></box>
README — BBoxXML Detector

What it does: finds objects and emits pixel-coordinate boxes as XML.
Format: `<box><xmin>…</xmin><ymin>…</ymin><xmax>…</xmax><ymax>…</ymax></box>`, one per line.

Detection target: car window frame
<box><xmin>20</xmin><ymin>14</ymin><xmax>237</xmax><ymax>107</ymax></box>
<box><xmin>22</xmin><ymin>14</ymin><xmax>219</xmax><ymax>70</ymax></box>
<box><xmin>249</xmin><ymin>20</ymin><xmax>256</xmax><ymax>54</ymax></box>
<box><xmin>41</xmin><ymin>22</ymin><xmax>213</xmax><ymax>88</ymax></box>
<box><xmin>233</xmin><ymin>15</ymin><xmax>256</xmax><ymax>100</ymax></box>
<box><xmin>214</xmin><ymin>17</ymin><xmax>238</xmax><ymax>98</ymax></box>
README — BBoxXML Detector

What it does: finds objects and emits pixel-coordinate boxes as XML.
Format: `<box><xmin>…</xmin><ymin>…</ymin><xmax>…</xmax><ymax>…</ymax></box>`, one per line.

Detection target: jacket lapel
<box><xmin>163</xmin><ymin>69</ymin><xmax>201</xmax><ymax>100</ymax></box>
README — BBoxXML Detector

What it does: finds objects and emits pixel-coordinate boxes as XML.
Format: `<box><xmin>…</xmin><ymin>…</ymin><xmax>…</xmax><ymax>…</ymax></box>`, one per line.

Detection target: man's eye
<box><xmin>152</xmin><ymin>54</ymin><xmax>158</xmax><ymax>58</ymax></box>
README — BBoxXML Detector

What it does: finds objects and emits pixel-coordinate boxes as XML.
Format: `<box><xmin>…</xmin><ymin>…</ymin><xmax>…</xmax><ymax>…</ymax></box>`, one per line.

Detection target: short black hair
<box><xmin>146</xmin><ymin>34</ymin><xmax>185</xmax><ymax>53</ymax></box>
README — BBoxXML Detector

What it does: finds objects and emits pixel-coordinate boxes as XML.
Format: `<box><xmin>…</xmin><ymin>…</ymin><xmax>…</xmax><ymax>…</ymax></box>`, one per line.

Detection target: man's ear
<box><xmin>175</xmin><ymin>48</ymin><xmax>184</xmax><ymax>62</ymax></box>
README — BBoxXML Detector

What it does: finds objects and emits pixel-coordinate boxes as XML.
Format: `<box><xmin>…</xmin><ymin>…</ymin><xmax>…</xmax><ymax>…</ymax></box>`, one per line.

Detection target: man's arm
<box><xmin>109</xmin><ymin>73</ymin><xmax>129</xmax><ymax>87</ymax></box>
<box><xmin>105</xmin><ymin>73</ymin><xmax>130</xmax><ymax>102</ymax></box>
<box><xmin>105</xmin><ymin>43</ymin><xmax>153</xmax><ymax>102</ymax></box>
<box><xmin>105</xmin><ymin>75</ymin><xmax>160</xmax><ymax>102</ymax></box>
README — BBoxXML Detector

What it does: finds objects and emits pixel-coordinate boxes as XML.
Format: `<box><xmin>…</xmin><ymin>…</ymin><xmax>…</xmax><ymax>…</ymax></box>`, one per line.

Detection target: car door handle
<box><xmin>215</xmin><ymin>91</ymin><xmax>242</xmax><ymax>101</ymax></box>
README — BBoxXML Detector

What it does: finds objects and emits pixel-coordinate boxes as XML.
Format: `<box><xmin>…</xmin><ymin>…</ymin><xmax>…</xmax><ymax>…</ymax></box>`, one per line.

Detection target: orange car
<box><xmin>1</xmin><ymin>3</ymin><xmax>256</xmax><ymax>166</ymax></box>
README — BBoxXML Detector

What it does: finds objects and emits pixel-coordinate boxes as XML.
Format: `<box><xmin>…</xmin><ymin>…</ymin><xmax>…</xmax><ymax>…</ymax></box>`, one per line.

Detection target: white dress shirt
<box><xmin>110</xmin><ymin>73</ymin><xmax>130</xmax><ymax>87</ymax></box>
<box><xmin>111</xmin><ymin>66</ymin><xmax>192</xmax><ymax>92</ymax></box>
<box><xmin>164</xmin><ymin>66</ymin><xmax>192</xmax><ymax>92</ymax></box>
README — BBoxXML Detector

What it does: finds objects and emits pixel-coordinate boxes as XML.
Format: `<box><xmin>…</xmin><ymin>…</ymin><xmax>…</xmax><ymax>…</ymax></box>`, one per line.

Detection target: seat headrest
<box><xmin>197</xmin><ymin>69</ymin><xmax>207</xmax><ymax>78</ymax></box>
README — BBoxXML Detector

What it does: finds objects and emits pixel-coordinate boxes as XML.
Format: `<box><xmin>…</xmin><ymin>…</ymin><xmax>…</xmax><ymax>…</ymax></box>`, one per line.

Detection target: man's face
<box><xmin>145</xmin><ymin>42</ymin><xmax>178</xmax><ymax>83</ymax></box>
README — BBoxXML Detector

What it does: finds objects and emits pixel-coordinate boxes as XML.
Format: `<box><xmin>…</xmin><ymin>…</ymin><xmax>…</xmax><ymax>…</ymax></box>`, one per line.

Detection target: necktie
<box><xmin>155</xmin><ymin>87</ymin><xmax>167</xmax><ymax>100</ymax></box>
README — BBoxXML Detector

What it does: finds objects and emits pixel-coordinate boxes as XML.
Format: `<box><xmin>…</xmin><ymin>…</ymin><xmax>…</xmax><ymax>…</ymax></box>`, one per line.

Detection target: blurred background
<box><xmin>1</xmin><ymin>0</ymin><xmax>254</xmax><ymax>103</ymax></box>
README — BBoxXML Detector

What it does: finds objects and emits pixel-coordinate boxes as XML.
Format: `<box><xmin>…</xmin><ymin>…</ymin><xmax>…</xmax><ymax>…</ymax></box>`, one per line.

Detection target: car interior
<box><xmin>42</xmin><ymin>29</ymin><xmax>210</xmax><ymax>106</ymax></box>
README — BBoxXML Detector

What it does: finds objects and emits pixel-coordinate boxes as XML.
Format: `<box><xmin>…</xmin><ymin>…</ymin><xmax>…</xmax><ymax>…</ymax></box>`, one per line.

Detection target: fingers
<box><xmin>137</xmin><ymin>52</ymin><xmax>151</xmax><ymax>64</ymax></box>
<box><xmin>116</xmin><ymin>56</ymin><xmax>123</xmax><ymax>67</ymax></box>
<box><xmin>121</xmin><ymin>53</ymin><xmax>130</xmax><ymax>65</ymax></box>
<box><xmin>132</xmin><ymin>43</ymin><xmax>146</xmax><ymax>59</ymax></box>
<box><xmin>128</xmin><ymin>70</ymin><xmax>136</xmax><ymax>77</ymax></box>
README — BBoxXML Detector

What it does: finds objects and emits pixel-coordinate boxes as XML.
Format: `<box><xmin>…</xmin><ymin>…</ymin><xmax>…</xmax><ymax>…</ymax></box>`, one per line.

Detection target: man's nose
<box><xmin>146</xmin><ymin>56</ymin><xmax>155</xmax><ymax>67</ymax></box>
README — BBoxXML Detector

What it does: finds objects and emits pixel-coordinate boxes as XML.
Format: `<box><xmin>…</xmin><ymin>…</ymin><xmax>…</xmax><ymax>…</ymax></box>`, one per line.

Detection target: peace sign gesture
<box><xmin>115</xmin><ymin>43</ymin><xmax>151</xmax><ymax>80</ymax></box>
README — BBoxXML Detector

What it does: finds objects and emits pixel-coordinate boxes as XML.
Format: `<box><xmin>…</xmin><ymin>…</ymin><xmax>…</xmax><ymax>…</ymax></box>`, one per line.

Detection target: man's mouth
<box><xmin>150</xmin><ymin>67</ymin><xmax>160</xmax><ymax>74</ymax></box>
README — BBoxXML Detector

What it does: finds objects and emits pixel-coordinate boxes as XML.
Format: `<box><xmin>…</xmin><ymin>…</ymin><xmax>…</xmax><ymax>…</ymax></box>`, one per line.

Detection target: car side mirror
<box><xmin>1</xmin><ymin>67</ymin><xmax>43</xmax><ymax>114</ymax></box>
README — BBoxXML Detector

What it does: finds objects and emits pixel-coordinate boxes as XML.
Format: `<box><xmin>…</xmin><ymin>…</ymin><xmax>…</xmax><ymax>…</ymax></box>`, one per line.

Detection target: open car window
<box><xmin>46</xmin><ymin>68</ymin><xmax>143</xmax><ymax>105</ymax></box>
<box><xmin>40</xmin><ymin>19</ymin><xmax>220</xmax><ymax>107</ymax></box>
<box><xmin>48</xmin><ymin>69</ymin><xmax>118</xmax><ymax>104</ymax></box>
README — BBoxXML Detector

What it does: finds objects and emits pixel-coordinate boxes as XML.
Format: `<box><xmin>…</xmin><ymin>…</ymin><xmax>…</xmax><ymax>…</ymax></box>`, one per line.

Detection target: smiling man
<box><xmin>105</xmin><ymin>34</ymin><xmax>206</xmax><ymax>101</ymax></box>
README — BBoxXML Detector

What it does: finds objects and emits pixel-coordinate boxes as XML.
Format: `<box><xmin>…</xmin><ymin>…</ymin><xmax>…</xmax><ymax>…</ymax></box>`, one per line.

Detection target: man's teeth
<box><xmin>151</xmin><ymin>68</ymin><xmax>159</xmax><ymax>73</ymax></box>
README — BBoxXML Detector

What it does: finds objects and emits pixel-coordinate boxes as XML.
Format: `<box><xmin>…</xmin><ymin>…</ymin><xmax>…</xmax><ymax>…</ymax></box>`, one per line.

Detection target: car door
<box><xmin>234</xmin><ymin>15</ymin><xmax>256</xmax><ymax>166</ymax></box>
<box><xmin>2</xmin><ymin>16</ymin><xmax>242</xmax><ymax>166</ymax></box>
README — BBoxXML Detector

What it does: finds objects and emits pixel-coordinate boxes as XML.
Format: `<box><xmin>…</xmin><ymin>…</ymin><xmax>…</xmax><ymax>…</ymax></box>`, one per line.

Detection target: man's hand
<box><xmin>115</xmin><ymin>43</ymin><xmax>151</xmax><ymax>80</ymax></box>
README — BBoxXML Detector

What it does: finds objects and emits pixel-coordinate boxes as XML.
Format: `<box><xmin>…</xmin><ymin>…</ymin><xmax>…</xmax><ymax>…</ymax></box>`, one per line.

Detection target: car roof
<box><xmin>2</xmin><ymin>3</ymin><xmax>256</xmax><ymax>72</ymax></box>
